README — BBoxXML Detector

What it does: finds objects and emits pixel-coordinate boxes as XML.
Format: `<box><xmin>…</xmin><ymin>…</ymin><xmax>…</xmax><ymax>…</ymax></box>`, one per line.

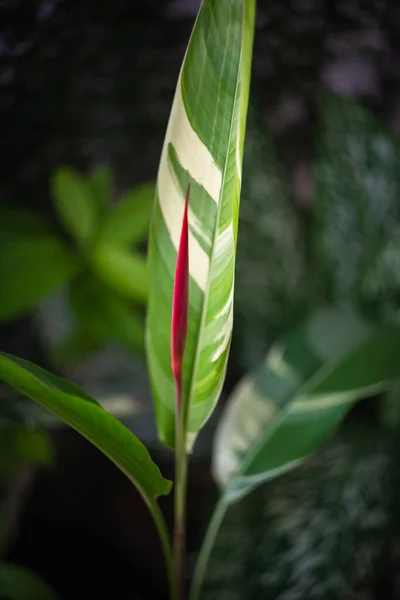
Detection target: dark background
<box><xmin>1</xmin><ymin>1</ymin><xmax>400</xmax><ymax>599</ymax></box>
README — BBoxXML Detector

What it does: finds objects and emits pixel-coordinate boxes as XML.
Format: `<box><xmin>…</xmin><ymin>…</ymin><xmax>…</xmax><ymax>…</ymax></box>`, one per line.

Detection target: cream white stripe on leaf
<box><xmin>158</xmin><ymin>143</ymin><xmax>210</xmax><ymax>292</ymax></box>
<box><xmin>159</xmin><ymin>73</ymin><xmax>222</xmax><ymax>204</ymax></box>
<box><xmin>146</xmin><ymin>0</ymin><xmax>256</xmax><ymax>450</ymax></box>
<box><xmin>292</xmin><ymin>382</ymin><xmax>385</xmax><ymax>413</ymax></box>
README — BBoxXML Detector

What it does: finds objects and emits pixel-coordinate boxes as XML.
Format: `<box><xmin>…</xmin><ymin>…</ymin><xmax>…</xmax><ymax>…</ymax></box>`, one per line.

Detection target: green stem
<box><xmin>148</xmin><ymin>499</ymin><xmax>178</xmax><ymax>600</ymax></box>
<box><xmin>174</xmin><ymin>406</ymin><xmax>188</xmax><ymax>599</ymax></box>
<box><xmin>189</xmin><ymin>496</ymin><xmax>229</xmax><ymax>600</ymax></box>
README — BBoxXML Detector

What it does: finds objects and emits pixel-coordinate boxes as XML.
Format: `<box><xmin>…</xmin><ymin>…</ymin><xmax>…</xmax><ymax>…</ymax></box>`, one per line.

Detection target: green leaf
<box><xmin>69</xmin><ymin>277</ymin><xmax>145</xmax><ymax>352</ymax></box>
<box><xmin>146</xmin><ymin>0</ymin><xmax>256</xmax><ymax>450</ymax></box>
<box><xmin>98</xmin><ymin>181</ymin><xmax>155</xmax><ymax>246</ymax></box>
<box><xmin>0</xmin><ymin>218</ymin><xmax>77</xmax><ymax>322</ymax></box>
<box><xmin>0</xmin><ymin>563</ymin><xmax>58</xmax><ymax>600</ymax></box>
<box><xmin>89</xmin><ymin>165</ymin><xmax>113</xmax><ymax>215</ymax></box>
<box><xmin>90</xmin><ymin>245</ymin><xmax>148</xmax><ymax>303</ymax></box>
<box><xmin>51</xmin><ymin>166</ymin><xmax>99</xmax><ymax>245</ymax></box>
<box><xmin>212</xmin><ymin>308</ymin><xmax>400</xmax><ymax>502</ymax></box>
<box><xmin>0</xmin><ymin>352</ymin><xmax>171</xmax><ymax>500</ymax></box>
<box><xmin>315</xmin><ymin>94</ymin><xmax>400</xmax><ymax>315</ymax></box>
<box><xmin>15</xmin><ymin>428</ymin><xmax>53</xmax><ymax>466</ymax></box>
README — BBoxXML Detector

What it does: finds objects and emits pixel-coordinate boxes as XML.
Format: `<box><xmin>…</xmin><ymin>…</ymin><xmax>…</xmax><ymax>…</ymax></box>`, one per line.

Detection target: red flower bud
<box><xmin>171</xmin><ymin>182</ymin><xmax>190</xmax><ymax>411</ymax></box>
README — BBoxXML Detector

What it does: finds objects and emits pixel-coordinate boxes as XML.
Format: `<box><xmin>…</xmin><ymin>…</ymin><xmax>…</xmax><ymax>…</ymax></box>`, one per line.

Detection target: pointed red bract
<box><xmin>171</xmin><ymin>182</ymin><xmax>190</xmax><ymax>411</ymax></box>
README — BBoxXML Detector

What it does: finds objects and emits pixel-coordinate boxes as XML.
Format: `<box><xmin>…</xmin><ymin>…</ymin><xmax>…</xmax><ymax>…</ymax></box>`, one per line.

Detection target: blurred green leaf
<box><xmin>15</xmin><ymin>428</ymin><xmax>53</xmax><ymax>467</ymax></box>
<box><xmin>89</xmin><ymin>165</ymin><xmax>113</xmax><ymax>216</ymax></box>
<box><xmin>0</xmin><ymin>563</ymin><xmax>59</xmax><ymax>600</ymax></box>
<box><xmin>99</xmin><ymin>181</ymin><xmax>155</xmax><ymax>246</ymax></box>
<box><xmin>90</xmin><ymin>245</ymin><xmax>148</xmax><ymax>303</ymax></box>
<box><xmin>51</xmin><ymin>167</ymin><xmax>99</xmax><ymax>245</ymax></box>
<box><xmin>213</xmin><ymin>308</ymin><xmax>400</xmax><ymax>502</ymax></box>
<box><xmin>315</xmin><ymin>93</ymin><xmax>400</xmax><ymax>316</ymax></box>
<box><xmin>69</xmin><ymin>277</ymin><xmax>145</xmax><ymax>352</ymax></box>
<box><xmin>0</xmin><ymin>426</ymin><xmax>52</xmax><ymax>485</ymax></box>
<box><xmin>0</xmin><ymin>352</ymin><xmax>172</xmax><ymax>499</ymax></box>
<box><xmin>0</xmin><ymin>226</ymin><xmax>77</xmax><ymax>322</ymax></box>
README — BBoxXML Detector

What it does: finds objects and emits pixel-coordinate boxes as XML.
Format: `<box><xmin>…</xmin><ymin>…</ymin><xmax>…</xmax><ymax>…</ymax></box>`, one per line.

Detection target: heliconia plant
<box><xmin>0</xmin><ymin>2</ymin><xmax>256</xmax><ymax>599</ymax></box>
<box><xmin>2</xmin><ymin>2</ymin><xmax>400</xmax><ymax>600</ymax></box>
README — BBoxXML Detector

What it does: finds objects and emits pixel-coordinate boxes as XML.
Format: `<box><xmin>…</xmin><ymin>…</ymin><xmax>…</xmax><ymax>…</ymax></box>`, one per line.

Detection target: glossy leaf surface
<box><xmin>0</xmin><ymin>352</ymin><xmax>171</xmax><ymax>500</ymax></box>
<box><xmin>146</xmin><ymin>0</ymin><xmax>256</xmax><ymax>449</ymax></box>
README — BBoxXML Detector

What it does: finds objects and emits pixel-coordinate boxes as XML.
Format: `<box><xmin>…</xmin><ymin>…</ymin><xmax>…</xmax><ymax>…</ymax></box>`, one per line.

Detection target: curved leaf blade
<box><xmin>51</xmin><ymin>167</ymin><xmax>99</xmax><ymax>245</ymax></box>
<box><xmin>0</xmin><ymin>352</ymin><xmax>171</xmax><ymax>500</ymax></box>
<box><xmin>212</xmin><ymin>308</ymin><xmax>400</xmax><ymax>502</ymax></box>
<box><xmin>146</xmin><ymin>0</ymin><xmax>256</xmax><ymax>449</ymax></box>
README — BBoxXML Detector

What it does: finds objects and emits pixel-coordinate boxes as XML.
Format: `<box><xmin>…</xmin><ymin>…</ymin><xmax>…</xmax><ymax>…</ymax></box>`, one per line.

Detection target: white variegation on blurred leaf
<box><xmin>213</xmin><ymin>308</ymin><xmax>400</xmax><ymax>502</ymax></box>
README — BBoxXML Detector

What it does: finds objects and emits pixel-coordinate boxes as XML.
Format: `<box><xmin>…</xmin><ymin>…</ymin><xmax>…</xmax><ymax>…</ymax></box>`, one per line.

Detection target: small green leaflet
<box><xmin>0</xmin><ymin>208</ymin><xmax>77</xmax><ymax>322</ymax></box>
<box><xmin>89</xmin><ymin>165</ymin><xmax>113</xmax><ymax>216</ymax></box>
<box><xmin>68</xmin><ymin>276</ymin><xmax>145</xmax><ymax>353</ymax></box>
<box><xmin>90</xmin><ymin>245</ymin><xmax>148</xmax><ymax>302</ymax></box>
<box><xmin>212</xmin><ymin>308</ymin><xmax>400</xmax><ymax>502</ymax></box>
<box><xmin>98</xmin><ymin>181</ymin><xmax>155</xmax><ymax>246</ymax></box>
<box><xmin>51</xmin><ymin>166</ymin><xmax>100</xmax><ymax>246</ymax></box>
<box><xmin>0</xmin><ymin>352</ymin><xmax>171</xmax><ymax>501</ymax></box>
<box><xmin>146</xmin><ymin>0</ymin><xmax>256</xmax><ymax>450</ymax></box>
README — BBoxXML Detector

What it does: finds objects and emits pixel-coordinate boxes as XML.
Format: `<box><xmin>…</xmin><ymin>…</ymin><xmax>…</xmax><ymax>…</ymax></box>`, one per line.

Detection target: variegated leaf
<box><xmin>146</xmin><ymin>0</ymin><xmax>256</xmax><ymax>449</ymax></box>
<box><xmin>212</xmin><ymin>308</ymin><xmax>400</xmax><ymax>502</ymax></box>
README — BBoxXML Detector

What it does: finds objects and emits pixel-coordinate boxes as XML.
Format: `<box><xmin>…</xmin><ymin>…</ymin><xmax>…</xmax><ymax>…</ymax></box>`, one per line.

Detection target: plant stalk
<box><xmin>148</xmin><ymin>499</ymin><xmax>178</xmax><ymax>600</ymax></box>
<box><xmin>174</xmin><ymin>392</ymin><xmax>188</xmax><ymax>600</ymax></box>
<box><xmin>189</xmin><ymin>496</ymin><xmax>229</xmax><ymax>600</ymax></box>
